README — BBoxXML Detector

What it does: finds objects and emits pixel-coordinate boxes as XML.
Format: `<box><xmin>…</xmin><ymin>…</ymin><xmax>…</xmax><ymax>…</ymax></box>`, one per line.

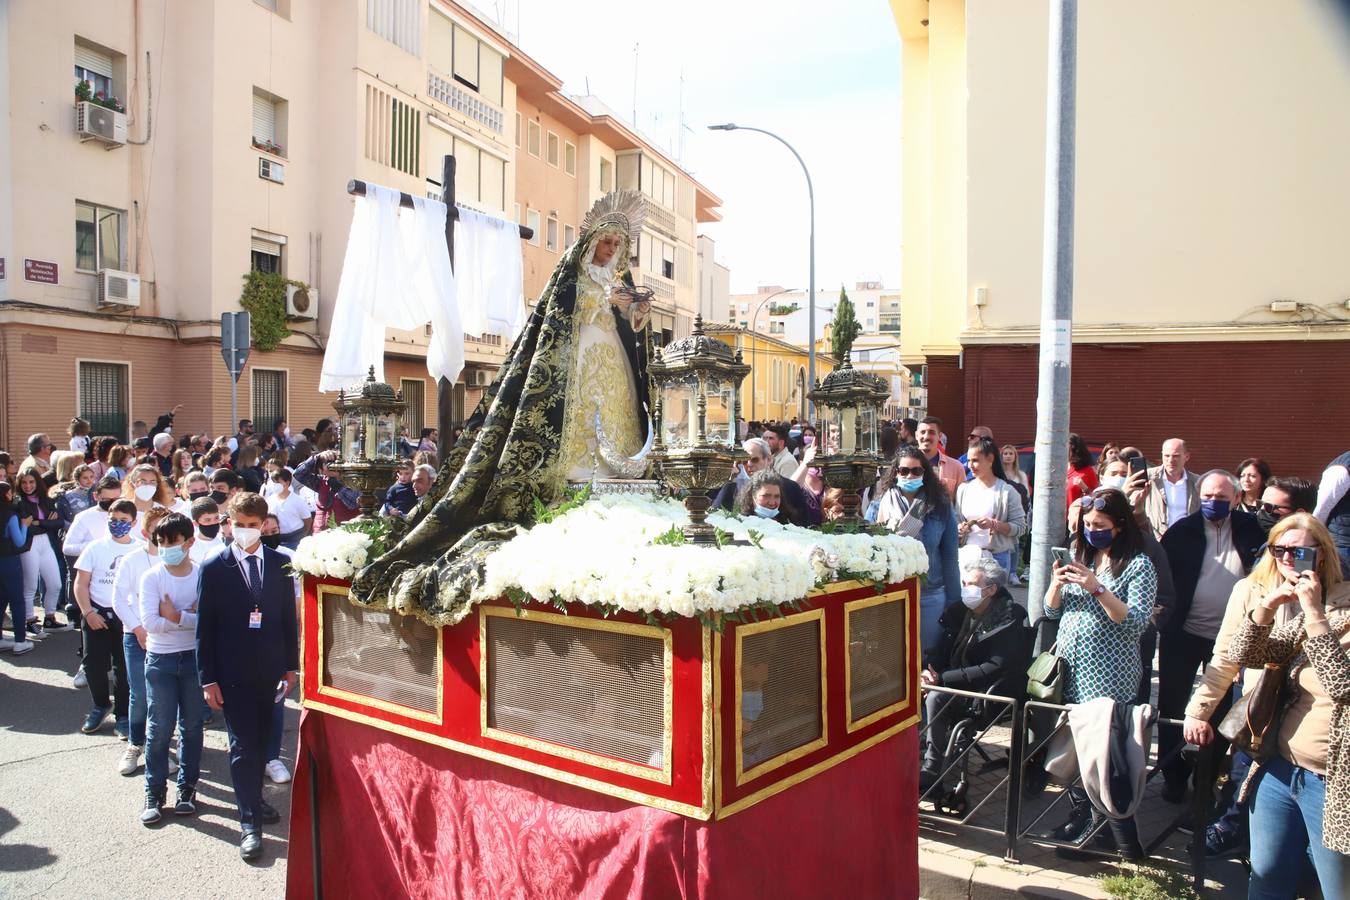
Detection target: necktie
<box><xmin>245</xmin><ymin>555</ymin><xmax>263</xmax><ymax>602</ymax></box>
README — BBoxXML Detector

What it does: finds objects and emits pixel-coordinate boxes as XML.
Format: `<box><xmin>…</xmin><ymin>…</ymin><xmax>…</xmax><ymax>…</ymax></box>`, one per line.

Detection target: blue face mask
<box><xmin>159</xmin><ymin>545</ymin><xmax>187</xmax><ymax>566</ymax></box>
<box><xmin>753</xmin><ymin>504</ymin><xmax>778</xmax><ymax>519</ymax></box>
<box><xmin>1084</xmin><ymin>528</ymin><xmax>1115</xmax><ymax>549</ymax></box>
<box><xmin>108</xmin><ymin>519</ymin><xmax>135</xmax><ymax>539</ymax></box>
<box><xmin>742</xmin><ymin>690</ymin><xmax>764</xmax><ymax>722</ymax></box>
<box><xmin>898</xmin><ymin>477</ymin><xmax>924</xmax><ymax>493</ymax></box>
<box><xmin>1200</xmin><ymin>499</ymin><xmax>1231</xmax><ymax>522</ymax></box>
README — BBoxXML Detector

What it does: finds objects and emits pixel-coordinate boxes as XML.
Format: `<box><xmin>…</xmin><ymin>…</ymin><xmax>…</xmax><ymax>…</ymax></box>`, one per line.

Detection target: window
<box><xmin>526</xmin><ymin>209</ymin><xmax>540</xmax><ymax>246</ymax></box>
<box><xmin>364</xmin><ymin>85</ymin><xmax>420</xmax><ymax>176</ymax></box>
<box><xmin>546</xmin><ymin>216</ymin><xmax>558</xmax><ymax>252</ymax></box>
<box><xmin>75</xmin><ymin>202</ymin><xmax>124</xmax><ymax>272</ymax></box>
<box><xmin>74</xmin><ymin>43</ymin><xmax>114</xmax><ymax>101</ymax></box>
<box><xmin>251</xmin><ymin>232</ymin><xmax>284</xmax><ymax>275</ymax></box>
<box><xmin>78</xmin><ymin>361</ymin><xmax>129</xmax><ymax>440</ymax></box>
<box><xmin>564</xmin><ymin>141</ymin><xmax>576</xmax><ymax>176</ymax></box>
<box><xmin>367</xmin><ymin>0</ymin><xmax>421</xmax><ymax>56</ymax></box>
<box><xmin>564</xmin><ymin>224</ymin><xmax>575</xmax><ymax>248</ymax></box>
<box><xmin>661</xmin><ymin>242</ymin><xmax>675</xmax><ymax>280</ymax></box>
<box><xmin>527</xmin><ymin>120</ymin><xmax>541</xmax><ymax>157</ymax></box>
<box><xmin>546</xmin><ymin>132</ymin><xmax>559</xmax><ymax>167</ymax></box>
<box><xmin>251</xmin><ymin>369</ymin><xmax>287</xmax><ymax>431</ymax></box>
<box><xmin>254</xmin><ymin>0</ymin><xmax>279</xmax><ymax>10</ymax></box>
<box><xmin>401</xmin><ymin>379</ymin><xmax>425</xmax><ymax>438</ymax></box>
<box><xmin>599</xmin><ymin>158</ymin><xmax>612</xmax><ymax>192</ymax></box>
<box><xmin>252</xmin><ymin>89</ymin><xmax>286</xmax><ymax>155</ymax></box>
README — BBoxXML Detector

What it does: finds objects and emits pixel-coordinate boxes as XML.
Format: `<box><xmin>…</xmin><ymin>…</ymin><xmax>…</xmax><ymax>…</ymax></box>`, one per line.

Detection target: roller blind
<box><xmin>452</xmin><ymin>24</ymin><xmax>478</xmax><ymax>86</ymax></box>
<box><xmin>74</xmin><ymin>45</ymin><xmax>113</xmax><ymax>78</ymax></box>
<box><xmin>479</xmin><ymin>45</ymin><xmax>503</xmax><ymax>105</ymax></box>
<box><xmin>252</xmin><ymin>93</ymin><xmax>276</xmax><ymax>143</ymax></box>
<box><xmin>251</xmin><ymin>235</ymin><xmax>283</xmax><ymax>255</ymax></box>
<box><xmin>480</xmin><ymin>155</ymin><xmax>505</xmax><ymax>212</ymax></box>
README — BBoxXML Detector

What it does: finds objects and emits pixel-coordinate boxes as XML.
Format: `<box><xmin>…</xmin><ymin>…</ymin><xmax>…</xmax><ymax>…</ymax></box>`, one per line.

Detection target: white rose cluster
<box><xmin>291</xmin><ymin>528</ymin><xmax>373</xmax><ymax>581</ymax></box>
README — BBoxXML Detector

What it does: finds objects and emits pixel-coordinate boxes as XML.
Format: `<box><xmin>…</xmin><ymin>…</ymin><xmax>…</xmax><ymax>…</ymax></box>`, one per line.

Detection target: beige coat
<box><xmin>1143</xmin><ymin>467</ymin><xmax>1200</xmax><ymax>540</ymax></box>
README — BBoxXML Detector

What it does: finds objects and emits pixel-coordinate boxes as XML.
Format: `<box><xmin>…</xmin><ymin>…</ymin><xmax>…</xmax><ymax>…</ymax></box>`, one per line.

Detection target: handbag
<box><xmin>1026</xmin><ymin>643</ymin><xmax>1067</xmax><ymax>704</ymax></box>
<box><xmin>1217</xmin><ymin>663</ymin><xmax>1287</xmax><ymax>758</ymax></box>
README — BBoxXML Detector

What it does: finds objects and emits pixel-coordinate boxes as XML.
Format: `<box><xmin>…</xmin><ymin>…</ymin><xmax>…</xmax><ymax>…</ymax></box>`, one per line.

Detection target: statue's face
<box><xmin>592</xmin><ymin>232</ymin><xmax>624</xmax><ymax>267</ymax></box>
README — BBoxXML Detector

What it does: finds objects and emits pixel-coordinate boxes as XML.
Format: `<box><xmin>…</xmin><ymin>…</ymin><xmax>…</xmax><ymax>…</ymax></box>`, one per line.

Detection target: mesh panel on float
<box><xmin>322</xmin><ymin>591</ymin><xmax>439</xmax><ymax>713</ymax></box>
<box><xmin>848</xmin><ymin>598</ymin><xmax>906</xmax><ymax>724</ymax></box>
<box><xmin>741</xmin><ymin>618</ymin><xmax>822</xmax><ymax>770</ymax></box>
<box><xmin>486</xmin><ymin>615</ymin><xmax>665</xmax><ymax>767</ymax></box>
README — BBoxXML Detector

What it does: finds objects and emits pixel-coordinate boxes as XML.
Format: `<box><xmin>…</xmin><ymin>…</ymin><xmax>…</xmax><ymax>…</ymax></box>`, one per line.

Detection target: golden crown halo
<box><xmin>580</xmin><ymin>189</ymin><xmax>647</xmax><ymax>247</ymax></box>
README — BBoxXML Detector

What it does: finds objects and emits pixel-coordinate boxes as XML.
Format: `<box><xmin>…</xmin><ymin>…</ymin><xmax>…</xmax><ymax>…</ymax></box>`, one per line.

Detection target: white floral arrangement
<box><xmin>291</xmin><ymin>527</ymin><xmax>373</xmax><ymax>581</ymax></box>
<box><xmin>473</xmin><ymin>495</ymin><xmax>928</xmax><ymax>619</ymax></box>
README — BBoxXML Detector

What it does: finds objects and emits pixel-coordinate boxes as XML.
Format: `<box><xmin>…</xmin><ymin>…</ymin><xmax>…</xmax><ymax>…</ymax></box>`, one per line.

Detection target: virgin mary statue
<box><xmin>351</xmin><ymin>190</ymin><xmax>653</xmax><ymax>624</ymax></box>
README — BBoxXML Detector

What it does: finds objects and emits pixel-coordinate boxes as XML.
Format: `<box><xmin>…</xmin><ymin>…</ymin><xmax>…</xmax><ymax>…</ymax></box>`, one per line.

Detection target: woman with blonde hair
<box><xmin>121</xmin><ymin>464</ymin><xmax>178</xmax><ymax>516</ymax></box>
<box><xmin>1221</xmin><ymin>513</ymin><xmax>1350</xmax><ymax>897</ymax></box>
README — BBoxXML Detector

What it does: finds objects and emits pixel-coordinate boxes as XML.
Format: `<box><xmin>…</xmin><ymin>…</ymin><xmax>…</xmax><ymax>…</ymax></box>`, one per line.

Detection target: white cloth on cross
<box><xmin>454</xmin><ymin>206</ymin><xmax>525</xmax><ymax>343</ymax></box>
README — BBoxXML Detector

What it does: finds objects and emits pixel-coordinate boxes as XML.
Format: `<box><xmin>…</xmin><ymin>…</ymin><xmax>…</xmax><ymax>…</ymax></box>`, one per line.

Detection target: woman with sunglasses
<box><xmin>1044</xmin><ymin>487</ymin><xmax>1157</xmax><ymax>858</ymax></box>
<box><xmin>1224</xmin><ymin>514</ymin><xmax>1350</xmax><ymax>898</ymax></box>
<box><xmin>877</xmin><ymin>445</ymin><xmax>961</xmax><ymax>652</ymax></box>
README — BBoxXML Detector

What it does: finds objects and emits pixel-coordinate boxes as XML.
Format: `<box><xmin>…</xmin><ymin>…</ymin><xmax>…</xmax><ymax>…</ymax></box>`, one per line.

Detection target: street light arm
<box><xmin>726</xmin><ymin>126</ymin><xmax>814</xmax><ymax>208</ymax></box>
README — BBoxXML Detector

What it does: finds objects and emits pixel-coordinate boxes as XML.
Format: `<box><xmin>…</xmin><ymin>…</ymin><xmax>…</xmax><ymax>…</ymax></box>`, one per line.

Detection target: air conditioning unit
<box><xmin>259</xmin><ymin>157</ymin><xmax>285</xmax><ymax>184</ymax></box>
<box><xmin>98</xmin><ymin>269</ymin><xmax>141</xmax><ymax>308</ymax></box>
<box><xmin>285</xmin><ymin>283</ymin><xmax>317</xmax><ymax>319</ymax></box>
<box><xmin>472</xmin><ymin>369</ymin><xmax>490</xmax><ymax>386</ymax></box>
<box><xmin>75</xmin><ymin>101</ymin><xmax>127</xmax><ymax>147</ymax></box>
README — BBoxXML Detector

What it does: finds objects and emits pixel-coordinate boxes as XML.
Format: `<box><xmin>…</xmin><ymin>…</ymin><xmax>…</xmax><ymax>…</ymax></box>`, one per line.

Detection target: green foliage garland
<box><xmin>238</xmin><ymin>270</ymin><xmax>301</xmax><ymax>351</ymax></box>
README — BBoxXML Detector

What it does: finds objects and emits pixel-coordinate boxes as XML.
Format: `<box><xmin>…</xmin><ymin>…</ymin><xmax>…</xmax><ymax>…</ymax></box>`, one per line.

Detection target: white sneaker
<box><xmin>119</xmin><ymin>744</ymin><xmax>143</xmax><ymax>776</ymax></box>
<box><xmin>265</xmin><ymin>759</ymin><xmax>292</xmax><ymax>784</ymax></box>
<box><xmin>13</xmin><ymin>642</ymin><xmax>34</xmax><ymax>655</ymax></box>
<box><xmin>73</xmin><ymin>667</ymin><xmax>88</xmax><ymax>688</ymax></box>
<box><xmin>0</xmin><ymin>638</ymin><xmax>14</xmax><ymax>651</ymax></box>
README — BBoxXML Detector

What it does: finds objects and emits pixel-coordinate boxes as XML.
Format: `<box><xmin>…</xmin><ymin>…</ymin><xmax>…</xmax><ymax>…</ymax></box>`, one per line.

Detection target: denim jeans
<box><xmin>144</xmin><ymin>649</ymin><xmax>205</xmax><ymax>796</ymax></box>
<box><xmin>1249</xmin><ymin>755</ymin><xmax>1350</xmax><ymax>900</ymax></box>
<box><xmin>122</xmin><ymin>633</ymin><xmax>147</xmax><ymax>748</ymax></box>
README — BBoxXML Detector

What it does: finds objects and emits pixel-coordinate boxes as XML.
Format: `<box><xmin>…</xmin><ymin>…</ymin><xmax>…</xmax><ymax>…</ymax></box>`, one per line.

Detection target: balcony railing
<box><xmin>428</xmin><ymin>71</ymin><xmax>504</xmax><ymax>135</ymax></box>
<box><xmin>644</xmin><ymin>203</ymin><xmax>679</xmax><ymax>240</ymax></box>
<box><xmin>639</xmin><ymin>273</ymin><xmax>676</xmax><ymax>304</ymax></box>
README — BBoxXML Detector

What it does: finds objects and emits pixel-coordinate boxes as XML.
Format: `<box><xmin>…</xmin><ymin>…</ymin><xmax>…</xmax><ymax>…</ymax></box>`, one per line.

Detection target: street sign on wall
<box><xmin>221</xmin><ymin>311</ymin><xmax>251</xmax><ymax>383</ymax></box>
<box><xmin>23</xmin><ymin>259</ymin><xmax>57</xmax><ymax>284</ymax></box>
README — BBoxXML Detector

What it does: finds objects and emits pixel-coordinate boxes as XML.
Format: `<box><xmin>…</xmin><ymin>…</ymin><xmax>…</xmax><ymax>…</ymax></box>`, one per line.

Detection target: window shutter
<box><xmin>253</xmin><ymin>93</ymin><xmax>276</xmax><ymax>143</ymax></box>
<box><xmin>251</xmin><ymin>235</ymin><xmax>283</xmax><ymax>256</ymax></box>
<box><xmin>251</xmin><ymin>370</ymin><xmax>287</xmax><ymax>431</ymax></box>
<box><xmin>75</xmin><ymin>45</ymin><xmax>114</xmax><ymax>79</ymax></box>
<box><xmin>452</xmin><ymin>24</ymin><xmax>478</xmax><ymax>86</ymax></box>
<box><xmin>79</xmin><ymin>361</ymin><xmax>129</xmax><ymax>440</ymax></box>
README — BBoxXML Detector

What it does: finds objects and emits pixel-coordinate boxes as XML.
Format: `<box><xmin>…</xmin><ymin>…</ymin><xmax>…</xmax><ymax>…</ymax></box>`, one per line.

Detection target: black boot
<box><xmin>1047</xmin><ymin>794</ymin><xmax>1094</xmax><ymax>843</ymax></box>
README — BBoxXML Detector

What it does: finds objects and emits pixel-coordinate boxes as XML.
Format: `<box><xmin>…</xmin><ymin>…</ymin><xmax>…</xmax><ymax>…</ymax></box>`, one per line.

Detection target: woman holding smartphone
<box><xmin>1226</xmin><ymin>514</ymin><xmax>1350</xmax><ymax>900</ymax></box>
<box><xmin>1043</xmin><ymin>487</ymin><xmax>1157</xmax><ymax>858</ymax></box>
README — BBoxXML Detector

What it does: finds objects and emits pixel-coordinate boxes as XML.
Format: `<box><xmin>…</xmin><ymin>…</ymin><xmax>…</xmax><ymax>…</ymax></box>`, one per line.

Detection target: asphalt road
<box><xmin>0</xmin><ymin>629</ymin><xmax>293</xmax><ymax>899</ymax></box>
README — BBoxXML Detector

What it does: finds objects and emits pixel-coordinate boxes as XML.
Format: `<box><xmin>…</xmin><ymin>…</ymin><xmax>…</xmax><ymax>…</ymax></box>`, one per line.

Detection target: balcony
<box><xmin>427</xmin><ymin>71</ymin><xmax>503</xmax><ymax>135</ymax></box>
<box><xmin>639</xmin><ymin>274</ymin><xmax>676</xmax><ymax>304</ymax></box>
<box><xmin>644</xmin><ymin>204</ymin><xmax>679</xmax><ymax>241</ymax></box>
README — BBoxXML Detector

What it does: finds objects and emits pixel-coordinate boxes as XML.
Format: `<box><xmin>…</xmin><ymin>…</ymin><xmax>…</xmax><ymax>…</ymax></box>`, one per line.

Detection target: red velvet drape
<box><xmin>287</xmin><ymin>710</ymin><xmax>918</xmax><ymax>899</ymax></box>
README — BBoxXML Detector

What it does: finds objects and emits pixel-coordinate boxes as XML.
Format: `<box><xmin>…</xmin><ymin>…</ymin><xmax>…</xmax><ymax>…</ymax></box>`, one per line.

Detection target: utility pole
<box><xmin>1026</xmin><ymin>0</ymin><xmax>1078</xmax><ymax>626</ymax></box>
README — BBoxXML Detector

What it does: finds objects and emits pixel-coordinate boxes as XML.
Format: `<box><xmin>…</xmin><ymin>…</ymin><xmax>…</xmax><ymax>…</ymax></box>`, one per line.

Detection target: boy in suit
<box><xmin>196</xmin><ymin>492</ymin><xmax>298</xmax><ymax>861</ymax></box>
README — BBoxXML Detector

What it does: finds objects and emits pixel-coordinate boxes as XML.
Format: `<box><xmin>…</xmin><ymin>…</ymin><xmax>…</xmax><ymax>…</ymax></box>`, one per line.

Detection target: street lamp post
<box><xmin>708</xmin><ymin>123</ymin><xmax>816</xmax><ymax>421</ymax></box>
<box><xmin>748</xmin><ymin>286</ymin><xmax>799</xmax><ymax>421</ymax></box>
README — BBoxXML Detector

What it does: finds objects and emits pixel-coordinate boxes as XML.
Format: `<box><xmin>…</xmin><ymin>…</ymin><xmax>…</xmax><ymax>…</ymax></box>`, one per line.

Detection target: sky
<box><xmin>493</xmin><ymin>0</ymin><xmax>903</xmax><ymax>295</ymax></box>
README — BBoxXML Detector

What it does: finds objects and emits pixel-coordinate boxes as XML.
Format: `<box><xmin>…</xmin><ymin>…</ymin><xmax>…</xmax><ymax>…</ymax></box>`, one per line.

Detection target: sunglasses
<box><xmin>1258</xmin><ymin>502</ymin><xmax>1292</xmax><ymax>516</ymax></box>
<box><xmin>895</xmin><ymin>466</ymin><xmax>925</xmax><ymax>478</ymax></box>
<box><xmin>1269</xmin><ymin>545</ymin><xmax>1316</xmax><ymax>562</ymax></box>
<box><xmin>1078</xmin><ymin>496</ymin><xmax>1111</xmax><ymax>511</ymax></box>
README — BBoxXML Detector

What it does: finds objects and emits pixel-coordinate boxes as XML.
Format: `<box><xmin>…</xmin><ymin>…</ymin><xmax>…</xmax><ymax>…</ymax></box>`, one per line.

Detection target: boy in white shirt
<box><xmin>188</xmin><ymin>497</ymin><xmax>225</xmax><ymax>564</ymax></box>
<box><xmin>265</xmin><ymin>468</ymin><xmax>313</xmax><ymax>550</ymax></box>
<box><xmin>136</xmin><ymin>512</ymin><xmax>205</xmax><ymax>825</ymax></box>
<box><xmin>72</xmin><ymin>499</ymin><xmax>142</xmax><ymax>738</ymax></box>
<box><xmin>110</xmin><ymin>506</ymin><xmax>170</xmax><ymax>776</ymax></box>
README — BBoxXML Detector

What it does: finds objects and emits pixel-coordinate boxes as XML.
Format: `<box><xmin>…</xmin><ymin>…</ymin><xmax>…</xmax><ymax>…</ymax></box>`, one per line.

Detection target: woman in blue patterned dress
<box><xmin>1043</xmin><ymin>487</ymin><xmax>1157</xmax><ymax>859</ymax></box>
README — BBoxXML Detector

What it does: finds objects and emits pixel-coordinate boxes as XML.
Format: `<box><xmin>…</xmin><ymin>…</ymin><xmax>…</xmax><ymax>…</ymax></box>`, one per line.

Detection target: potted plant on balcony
<box><xmin>252</xmin><ymin>137</ymin><xmax>285</xmax><ymax>157</ymax></box>
<box><xmin>74</xmin><ymin>81</ymin><xmax>125</xmax><ymax>113</ymax></box>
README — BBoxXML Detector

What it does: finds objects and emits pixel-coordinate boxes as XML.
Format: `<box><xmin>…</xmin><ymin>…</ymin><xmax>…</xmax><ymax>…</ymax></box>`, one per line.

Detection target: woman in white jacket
<box><xmin>956</xmin><ymin>437</ymin><xmax>1028</xmax><ymax>575</ymax></box>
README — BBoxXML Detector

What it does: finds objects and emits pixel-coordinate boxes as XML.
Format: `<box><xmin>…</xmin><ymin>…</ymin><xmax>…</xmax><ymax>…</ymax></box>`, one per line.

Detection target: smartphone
<box><xmin>1128</xmin><ymin>456</ymin><xmax>1148</xmax><ymax>477</ymax></box>
<box><xmin>1051</xmin><ymin>547</ymin><xmax>1073</xmax><ymax>567</ymax></box>
<box><xmin>1293</xmin><ymin>548</ymin><xmax>1317</xmax><ymax>574</ymax></box>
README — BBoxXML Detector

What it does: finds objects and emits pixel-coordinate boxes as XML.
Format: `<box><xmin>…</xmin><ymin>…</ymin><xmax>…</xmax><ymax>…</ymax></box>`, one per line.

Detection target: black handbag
<box><xmin>1217</xmin><ymin>663</ymin><xmax>1288</xmax><ymax>759</ymax></box>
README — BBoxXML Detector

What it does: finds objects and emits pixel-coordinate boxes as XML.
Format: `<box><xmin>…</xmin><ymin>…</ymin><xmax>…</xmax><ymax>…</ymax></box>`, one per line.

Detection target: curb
<box><xmin>920</xmin><ymin>847</ymin><xmax>1109</xmax><ymax>900</ymax></box>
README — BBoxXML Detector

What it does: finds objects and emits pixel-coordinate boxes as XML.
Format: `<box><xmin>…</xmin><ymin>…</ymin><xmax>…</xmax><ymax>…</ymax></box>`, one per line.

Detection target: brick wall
<box><xmin>960</xmin><ymin>340</ymin><xmax>1350</xmax><ymax>477</ymax></box>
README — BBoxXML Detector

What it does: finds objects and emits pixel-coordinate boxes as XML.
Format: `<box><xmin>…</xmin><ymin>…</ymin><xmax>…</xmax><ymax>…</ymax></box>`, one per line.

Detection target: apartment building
<box><xmin>0</xmin><ymin>0</ymin><xmax>723</xmax><ymax>451</ymax></box>
<box><xmin>703</xmin><ymin>324</ymin><xmax>835</xmax><ymax>425</ymax></box>
<box><xmin>891</xmin><ymin>0</ymin><xmax>1350</xmax><ymax>474</ymax></box>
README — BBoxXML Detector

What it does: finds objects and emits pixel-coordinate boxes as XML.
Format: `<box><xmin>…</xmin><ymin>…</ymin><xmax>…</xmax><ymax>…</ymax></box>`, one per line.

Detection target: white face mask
<box><xmin>1101</xmin><ymin>475</ymin><xmax>1127</xmax><ymax>490</ymax></box>
<box><xmin>232</xmin><ymin>526</ymin><xmax>262</xmax><ymax>549</ymax></box>
<box><xmin>134</xmin><ymin>484</ymin><xmax>157</xmax><ymax>501</ymax></box>
<box><xmin>960</xmin><ymin>584</ymin><xmax>986</xmax><ymax>609</ymax></box>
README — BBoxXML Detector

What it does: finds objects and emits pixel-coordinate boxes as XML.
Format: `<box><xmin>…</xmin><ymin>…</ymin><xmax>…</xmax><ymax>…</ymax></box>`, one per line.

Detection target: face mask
<box><xmin>1100</xmin><ymin>475</ymin><xmax>1127</xmax><ymax>491</ymax></box>
<box><xmin>108</xmin><ymin>519</ymin><xmax>135</xmax><ymax>539</ymax></box>
<box><xmin>134</xmin><ymin>484</ymin><xmax>157</xmax><ymax>501</ymax></box>
<box><xmin>159</xmin><ymin>545</ymin><xmax>187</xmax><ymax>566</ymax></box>
<box><xmin>260</xmin><ymin>534</ymin><xmax>283</xmax><ymax>550</ymax></box>
<box><xmin>742</xmin><ymin>690</ymin><xmax>764</xmax><ymax>723</ymax></box>
<box><xmin>960</xmin><ymin>584</ymin><xmax>986</xmax><ymax>609</ymax></box>
<box><xmin>1256</xmin><ymin>508</ymin><xmax>1281</xmax><ymax>535</ymax></box>
<box><xmin>1084</xmin><ymin>528</ymin><xmax>1115</xmax><ymax>549</ymax></box>
<box><xmin>232</xmin><ymin>526</ymin><xmax>262</xmax><ymax>548</ymax></box>
<box><xmin>898</xmin><ymin>477</ymin><xmax>924</xmax><ymax>493</ymax></box>
<box><xmin>197</xmin><ymin>522</ymin><xmax>221</xmax><ymax>540</ymax></box>
<box><xmin>98</xmin><ymin>498</ymin><xmax>115</xmax><ymax>511</ymax></box>
<box><xmin>753</xmin><ymin>505</ymin><xmax>778</xmax><ymax>519</ymax></box>
<box><xmin>283</xmin><ymin>427</ymin><xmax>291</xmax><ymax>439</ymax></box>
<box><xmin>210</xmin><ymin>490</ymin><xmax>228</xmax><ymax>505</ymax></box>
<box><xmin>188</xmin><ymin>490</ymin><xmax>208</xmax><ymax>501</ymax></box>
<box><xmin>1200</xmin><ymin>499</ymin><xmax>1231</xmax><ymax>522</ymax></box>
<box><xmin>803</xmin><ymin>435</ymin><xmax>815</xmax><ymax>446</ymax></box>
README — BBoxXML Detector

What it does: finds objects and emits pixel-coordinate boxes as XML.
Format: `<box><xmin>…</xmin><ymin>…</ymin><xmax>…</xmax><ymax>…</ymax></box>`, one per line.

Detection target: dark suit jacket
<box><xmin>195</xmin><ymin>545</ymin><xmax>299</xmax><ymax>688</ymax></box>
<box><xmin>1159</xmin><ymin>510</ymin><xmax>1265</xmax><ymax>637</ymax></box>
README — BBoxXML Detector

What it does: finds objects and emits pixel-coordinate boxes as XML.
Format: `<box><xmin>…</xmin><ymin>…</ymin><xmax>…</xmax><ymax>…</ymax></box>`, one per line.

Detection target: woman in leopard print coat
<box><xmin>1228</xmin><ymin>513</ymin><xmax>1350</xmax><ymax>900</ymax></box>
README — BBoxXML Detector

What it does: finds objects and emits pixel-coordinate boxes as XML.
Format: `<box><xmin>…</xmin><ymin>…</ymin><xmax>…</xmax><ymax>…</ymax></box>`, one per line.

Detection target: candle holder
<box><xmin>808</xmin><ymin>353</ymin><xmax>889</xmax><ymax>526</ymax></box>
<box><xmin>329</xmin><ymin>366</ymin><xmax>408</xmax><ymax>521</ymax></box>
<box><xmin>648</xmin><ymin>315</ymin><xmax>751</xmax><ymax>543</ymax></box>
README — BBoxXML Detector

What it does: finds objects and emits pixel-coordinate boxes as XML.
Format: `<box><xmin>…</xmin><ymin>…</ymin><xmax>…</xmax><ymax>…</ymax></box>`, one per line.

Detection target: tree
<box><xmin>830</xmin><ymin>286</ymin><xmax>861</xmax><ymax>362</ymax></box>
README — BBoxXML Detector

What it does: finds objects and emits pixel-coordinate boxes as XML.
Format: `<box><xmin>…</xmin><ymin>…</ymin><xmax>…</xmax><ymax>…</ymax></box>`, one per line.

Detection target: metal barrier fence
<box><xmin>917</xmin><ymin>686</ymin><xmax>1215</xmax><ymax>891</ymax></box>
